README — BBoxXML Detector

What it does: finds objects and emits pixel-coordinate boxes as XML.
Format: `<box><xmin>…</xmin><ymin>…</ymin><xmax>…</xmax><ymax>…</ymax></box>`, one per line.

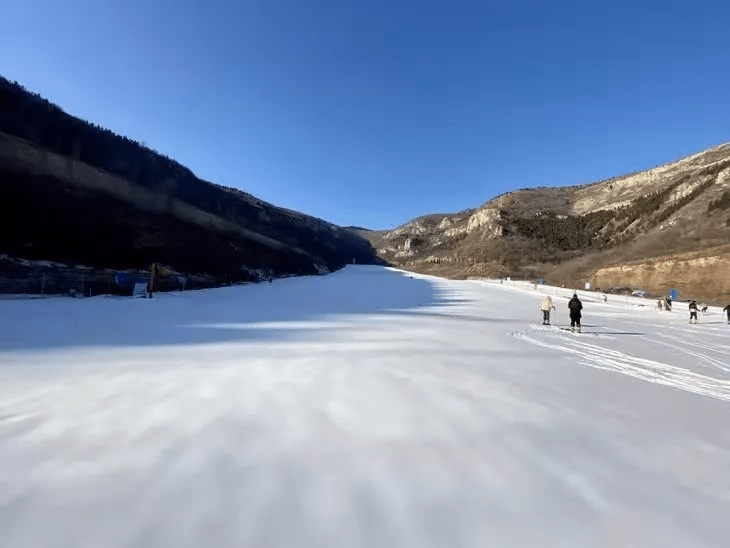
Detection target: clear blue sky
<box><xmin>2</xmin><ymin>0</ymin><xmax>729</xmax><ymax>229</ymax></box>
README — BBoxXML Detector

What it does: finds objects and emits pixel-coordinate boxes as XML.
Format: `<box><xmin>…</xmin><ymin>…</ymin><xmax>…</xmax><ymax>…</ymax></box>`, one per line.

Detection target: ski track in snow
<box><xmin>1</xmin><ymin>267</ymin><xmax>730</xmax><ymax>548</ymax></box>
<box><xmin>657</xmin><ymin>332</ymin><xmax>730</xmax><ymax>371</ymax></box>
<box><xmin>514</xmin><ymin>325</ymin><xmax>730</xmax><ymax>402</ymax></box>
<box><xmin>652</xmin><ymin>333</ymin><xmax>730</xmax><ymax>374</ymax></box>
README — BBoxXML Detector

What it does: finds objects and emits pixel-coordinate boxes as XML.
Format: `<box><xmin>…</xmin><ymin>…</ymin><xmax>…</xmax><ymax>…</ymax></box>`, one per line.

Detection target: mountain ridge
<box><xmin>0</xmin><ymin>75</ymin><xmax>381</xmax><ymax>292</ymax></box>
<box><xmin>355</xmin><ymin>141</ymin><xmax>730</xmax><ymax>302</ymax></box>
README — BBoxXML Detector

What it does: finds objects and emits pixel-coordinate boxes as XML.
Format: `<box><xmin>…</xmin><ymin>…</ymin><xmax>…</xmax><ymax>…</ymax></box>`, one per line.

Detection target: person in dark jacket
<box><xmin>723</xmin><ymin>304</ymin><xmax>730</xmax><ymax>324</ymax></box>
<box><xmin>689</xmin><ymin>300</ymin><xmax>698</xmax><ymax>324</ymax></box>
<box><xmin>568</xmin><ymin>293</ymin><xmax>583</xmax><ymax>332</ymax></box>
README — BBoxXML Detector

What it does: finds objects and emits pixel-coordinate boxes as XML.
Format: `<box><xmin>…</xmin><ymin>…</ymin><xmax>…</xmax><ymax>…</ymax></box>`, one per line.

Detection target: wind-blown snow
<box><xmin>1</xmin><ymin>266</ymin><xmax>729</xmax><ymax>547</ymax></box>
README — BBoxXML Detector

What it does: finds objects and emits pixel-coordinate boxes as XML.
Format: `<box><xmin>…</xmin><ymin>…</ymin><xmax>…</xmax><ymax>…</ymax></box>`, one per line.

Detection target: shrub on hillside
<box><xmin>708</xmin><ymin>190</ymin><xmax>730</xmax><ymax>212</ymax></box>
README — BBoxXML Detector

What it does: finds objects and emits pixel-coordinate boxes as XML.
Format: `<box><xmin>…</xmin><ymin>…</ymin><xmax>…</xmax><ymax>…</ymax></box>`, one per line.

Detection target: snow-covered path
<box><xmin>1</xmin><ymin>266</ymin><xmax>729</xmax><ymax>547</ymax></box>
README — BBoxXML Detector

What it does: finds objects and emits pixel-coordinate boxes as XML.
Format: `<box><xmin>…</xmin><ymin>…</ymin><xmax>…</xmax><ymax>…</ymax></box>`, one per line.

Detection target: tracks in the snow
<box><xmin>513</xmin><ymin>325</ymin><xmax>730</xmax><ymax>402</ymax></box>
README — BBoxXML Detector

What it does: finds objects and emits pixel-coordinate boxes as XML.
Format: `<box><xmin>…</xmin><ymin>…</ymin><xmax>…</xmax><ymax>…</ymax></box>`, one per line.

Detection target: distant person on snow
<box><xmin>689</xmin><ymin>300</ymin><xmax>698</xmax><ymax>324</ymax></box>
<box><xmin>723</xmin><ymin>304</ymin><xmax>730</xmax><ymax>324</ymax></box>
<box><xmin>541</xmin><ymin>296</ymin><xmax>556</xmax><ymax>325</ymax></box>
<box><xmin>568</xmin><ymin>293</ymin><xmax>583</xmax><ymax>332</ymax></box>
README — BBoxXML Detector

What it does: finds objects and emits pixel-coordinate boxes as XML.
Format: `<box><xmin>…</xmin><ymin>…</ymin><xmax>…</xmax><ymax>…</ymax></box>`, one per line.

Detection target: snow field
<box><xmin>1</xmin><ymin>265</ymin><xmax>729</xmax><ymax>547</ymax></box>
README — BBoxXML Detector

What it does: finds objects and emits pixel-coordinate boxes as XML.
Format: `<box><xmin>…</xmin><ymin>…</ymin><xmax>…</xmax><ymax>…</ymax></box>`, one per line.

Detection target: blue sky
<box><xmin>2</xmin><ymin>0</ymin><xmax>729</xmax><ymax>229</ymax></box>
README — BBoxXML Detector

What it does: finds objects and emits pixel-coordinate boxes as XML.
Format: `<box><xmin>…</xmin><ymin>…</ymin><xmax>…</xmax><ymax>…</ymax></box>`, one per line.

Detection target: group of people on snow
<box><xmin>689</xmin><ymin>301</ymin><xmax>730</xmax><ymax>324</ymax></box>
<box><xmin>541</xmin><ymin>293</ymin><xmax>583</xmax><ymax>332</ymax></box>
<box><xmin>540</xmin><ymin>292</ymin><xmax>730</xmax><ymax>330</ymax></box>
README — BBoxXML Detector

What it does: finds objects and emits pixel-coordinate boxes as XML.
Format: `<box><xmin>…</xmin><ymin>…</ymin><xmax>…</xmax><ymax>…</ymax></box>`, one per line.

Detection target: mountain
<box><xmin>355</xmin><ymin>144</ymin><xmax>730</xmax><ymax>302</ymax></box>
<box><xmin>0</xmin><ymin>76</ymin><xmax>381</xmax><ymax>290</ymax></box>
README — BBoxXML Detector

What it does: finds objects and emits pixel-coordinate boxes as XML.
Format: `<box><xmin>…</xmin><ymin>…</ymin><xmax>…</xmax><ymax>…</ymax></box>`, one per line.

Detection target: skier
<box><xmin>540</xmin><ymin>296</ymin><xmax>556</xmax><ymax>325</ymax></box>
<box><xmin>723</xmin><ymin>304</ymin><xmax>730</xmax><ymax>324</ymax></box>
<box><xmin>689</xmin><ymin>300</ymin><xmax>698</xmax><ymax>324</ymax></box>
<box><xmin>568</xmin><ymin>293</ymin><xmax>583</xmax><ymax>332</ymax></box>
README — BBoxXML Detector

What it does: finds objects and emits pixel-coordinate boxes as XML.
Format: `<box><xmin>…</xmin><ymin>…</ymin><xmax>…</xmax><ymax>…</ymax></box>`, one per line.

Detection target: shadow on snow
<box><xmin>0</xmin><ymin>266</ymin><xmax>465</xmax><ymax>352</ymax></box>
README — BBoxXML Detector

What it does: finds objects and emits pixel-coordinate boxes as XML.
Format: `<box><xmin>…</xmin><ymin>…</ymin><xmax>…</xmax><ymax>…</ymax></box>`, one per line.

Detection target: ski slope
<box><xmin>1</xmin><ymin>265</ymin><xmax>729</xmax><ymax>548</ymax></box>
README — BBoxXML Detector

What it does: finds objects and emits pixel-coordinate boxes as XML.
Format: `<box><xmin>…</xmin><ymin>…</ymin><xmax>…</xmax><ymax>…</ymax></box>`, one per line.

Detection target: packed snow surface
<box><xmin>1</xmin><ymin>265</ymin><xmax>730</xmax><ymax>547</ymax></box>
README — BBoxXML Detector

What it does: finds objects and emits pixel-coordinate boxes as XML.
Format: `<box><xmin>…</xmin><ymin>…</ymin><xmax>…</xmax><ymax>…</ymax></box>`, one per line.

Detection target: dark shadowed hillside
<box><xmin>0</xmin><ymin>76</ymin><xmax>382</xmax><ymax>288</ymax></box>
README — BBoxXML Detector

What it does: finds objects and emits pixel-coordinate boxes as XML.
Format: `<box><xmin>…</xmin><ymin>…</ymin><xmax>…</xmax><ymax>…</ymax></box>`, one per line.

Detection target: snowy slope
<box><xmin>1</xmin><ymin>266</ymin><xmax>729</xmax><ymax>548</ymax></box>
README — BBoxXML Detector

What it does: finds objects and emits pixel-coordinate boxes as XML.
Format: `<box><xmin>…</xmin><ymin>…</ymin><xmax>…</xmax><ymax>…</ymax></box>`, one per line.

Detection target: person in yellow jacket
<box><xmin>541</xmin><ymin>296</ymin><xmax>556</xmax><ymax>325</ymax></box>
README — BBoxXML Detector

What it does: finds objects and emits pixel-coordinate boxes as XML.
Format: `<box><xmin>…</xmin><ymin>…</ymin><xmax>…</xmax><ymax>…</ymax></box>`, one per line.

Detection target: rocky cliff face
<box><xmin>592</xmin><ymin>247</ymin><xmax>730</xmax><ymax>303</ymax></box>
<box><xmin>356</xmin><ymin>143</ymin><xmax>730</xmax><ymax>301</ymax></box>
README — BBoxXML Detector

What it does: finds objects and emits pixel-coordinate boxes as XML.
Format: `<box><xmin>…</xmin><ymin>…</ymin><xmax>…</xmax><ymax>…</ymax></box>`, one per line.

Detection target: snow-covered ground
<box><xmin>1</xmin><ymin>265</ymin><xmax>729</xmax><ymax>547</ymax></box>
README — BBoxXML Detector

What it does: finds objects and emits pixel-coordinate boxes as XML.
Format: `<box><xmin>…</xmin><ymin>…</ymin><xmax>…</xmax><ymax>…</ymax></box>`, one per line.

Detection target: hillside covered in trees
<box><xmin>0</xmin><ymin>75</ymin><xmax>381</xmax><ymax>288</ymax></box>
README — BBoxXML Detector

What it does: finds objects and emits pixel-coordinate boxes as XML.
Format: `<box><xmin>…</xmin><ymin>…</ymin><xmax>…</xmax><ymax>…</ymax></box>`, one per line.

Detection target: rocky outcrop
<box><xmin>465</xmin><ymin>208</ymin><xmax>502</xmax><ymax>237</ymax></box>
<box><xmin>394</xmin><ymin>237</ymin><xmax>416</xmax><ymax>258</ymax></box>
<box><xmin>592</xmin><ymin>248</ymin><xmax>730</xmax><ymax>303</ymax></box>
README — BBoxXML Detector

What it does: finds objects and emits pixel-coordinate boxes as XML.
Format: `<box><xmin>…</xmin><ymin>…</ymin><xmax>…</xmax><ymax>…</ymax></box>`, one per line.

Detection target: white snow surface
<box><xmin>1</xmin><ymin>265</ymin><xmax>730</xmax><ymax>547</ymax></box>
